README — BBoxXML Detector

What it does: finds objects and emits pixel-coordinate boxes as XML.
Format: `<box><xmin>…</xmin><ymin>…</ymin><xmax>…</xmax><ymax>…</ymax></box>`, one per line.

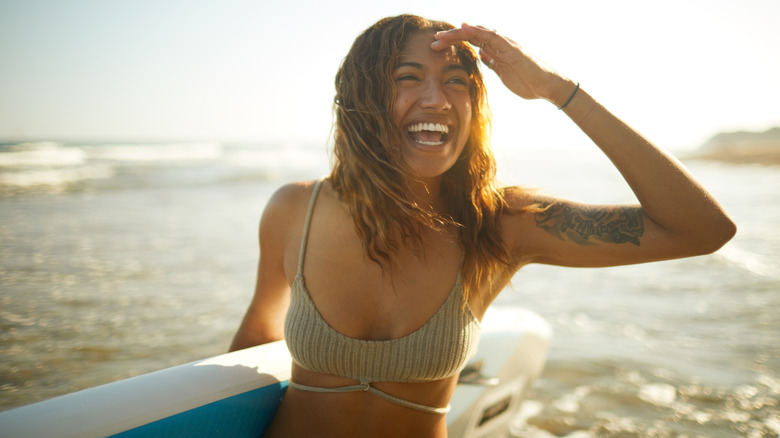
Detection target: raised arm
<box><xmin>433</xmin><ymin>24</ymin><xmax>736</xmax><ymax>267</ymax></box>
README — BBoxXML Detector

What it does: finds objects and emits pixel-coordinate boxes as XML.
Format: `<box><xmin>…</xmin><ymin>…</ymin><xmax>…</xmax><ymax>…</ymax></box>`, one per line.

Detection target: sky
<box><xmin>1</xmin><ymin>0</ymin><xmax>779</xmax><ymax>151</ymax></box>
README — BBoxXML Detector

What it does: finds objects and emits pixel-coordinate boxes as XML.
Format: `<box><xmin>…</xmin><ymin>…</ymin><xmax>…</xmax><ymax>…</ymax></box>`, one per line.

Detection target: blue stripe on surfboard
<box><xmin>110</xmin><ymin>382</ymin><xmax>288</xmax><ymax>438</ymax></box>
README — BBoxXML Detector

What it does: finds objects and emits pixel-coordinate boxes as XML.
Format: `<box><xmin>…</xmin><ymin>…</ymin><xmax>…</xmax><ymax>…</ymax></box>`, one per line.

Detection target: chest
<box><xmin>288</xmin><ymin>209</ymin><xmax>464</xmax><ymax>341</ymax></box>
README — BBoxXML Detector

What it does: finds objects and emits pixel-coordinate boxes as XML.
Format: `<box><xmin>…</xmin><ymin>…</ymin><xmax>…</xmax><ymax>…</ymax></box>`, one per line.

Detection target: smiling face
<box><xmin>392</xmin><ymin>32</ymin><xmax>473</xmax><ymax>182</ymax></box>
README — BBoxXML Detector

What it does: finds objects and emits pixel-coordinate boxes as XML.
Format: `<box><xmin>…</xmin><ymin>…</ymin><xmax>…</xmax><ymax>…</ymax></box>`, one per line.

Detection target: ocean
<box><xmin>1</xmin><ymin>140</ymin><xmax>778</xmax><ymax>437</ymax></box>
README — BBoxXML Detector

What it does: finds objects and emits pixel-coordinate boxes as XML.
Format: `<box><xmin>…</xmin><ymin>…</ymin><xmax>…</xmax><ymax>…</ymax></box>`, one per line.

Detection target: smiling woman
<box><xmin>229</xmin><ymin>13</ymin><xmax>735</xmax><ymax>438</ymax></box>
<box><xmin>327</xmin><ymin>16</ymin><xmax>510</xmax><ymax>303</ymax></box>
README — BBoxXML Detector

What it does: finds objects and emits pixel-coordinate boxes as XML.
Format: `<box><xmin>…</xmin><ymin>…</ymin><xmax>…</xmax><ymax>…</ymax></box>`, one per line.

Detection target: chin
<box><xmin>403</xmin><ymin>143</ymin><xmax>467</xmax><ymax>182</ymax></box>
<box><xmin>406</xmin><ymin>158</ymin><xmax>459</xmax><ymax>181</ymax></box>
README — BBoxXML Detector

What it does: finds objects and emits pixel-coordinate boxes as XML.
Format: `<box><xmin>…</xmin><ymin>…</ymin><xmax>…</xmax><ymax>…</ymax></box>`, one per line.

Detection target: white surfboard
<box><xmin>0</xmin><ymin>307</ymin><xmax>550</xmax><ymax>438</ymax></box>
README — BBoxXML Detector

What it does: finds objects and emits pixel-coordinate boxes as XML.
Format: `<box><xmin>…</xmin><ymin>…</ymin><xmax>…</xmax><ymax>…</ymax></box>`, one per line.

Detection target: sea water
<box><xmin>1</xmin><ymin>140</ymin><xmax>778</xmax><ymax>437</ymax></box>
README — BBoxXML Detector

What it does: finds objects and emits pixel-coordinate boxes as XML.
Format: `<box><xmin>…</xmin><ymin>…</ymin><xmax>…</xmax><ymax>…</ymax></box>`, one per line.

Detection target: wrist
<box><xmin>547</xmin><ymin>78</ymin><xmax>579</xmax><ymax>108</ymax></box>
<box><xmin>557</xmin><ymin>82</ymin><xmax>580</xmax><ymax>110</ymax></box>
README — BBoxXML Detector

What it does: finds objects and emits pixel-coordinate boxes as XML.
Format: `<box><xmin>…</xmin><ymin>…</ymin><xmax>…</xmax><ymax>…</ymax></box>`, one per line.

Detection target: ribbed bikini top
<box><xmin>284</xmin><ymin>179</ymin><xmax>481</xmax><ymax>385</ymax></box>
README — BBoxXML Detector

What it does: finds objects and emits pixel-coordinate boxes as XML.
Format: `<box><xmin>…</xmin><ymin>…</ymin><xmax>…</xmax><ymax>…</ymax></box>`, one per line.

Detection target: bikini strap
<box><xmin>297</xmin><ymin>179</ymin><xmax>324</xmax><ymax>275</ymax></box>
<box><xmin>289</xmin><ymin>381</ymin><xmax>451</xmax><ymax>415</ymax></box>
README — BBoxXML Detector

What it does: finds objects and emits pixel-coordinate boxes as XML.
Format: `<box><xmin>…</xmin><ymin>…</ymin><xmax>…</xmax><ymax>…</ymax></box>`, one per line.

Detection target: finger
<box><xmin>479</xmin><ymin>50</ymin><xmax>490</xmax><ymax>64</ymax></box>
<box><xmin>479</xmin><ymin>50</ymin><xmax>499</xmax><ymax>72</ymax></box>
<box><xmin>431</xmin><ymin>24</ymin><xmax>490</xmax><ymax>49</ymax></box>
<box><xmin>431</xmin><ymin>23</ymin><xmax>498</xmax><ymax>51</ymax></box>
<box><xmin>479</xmin><ymin>50</ymin><xmax>493</xmax><ymax>67</ymax></box>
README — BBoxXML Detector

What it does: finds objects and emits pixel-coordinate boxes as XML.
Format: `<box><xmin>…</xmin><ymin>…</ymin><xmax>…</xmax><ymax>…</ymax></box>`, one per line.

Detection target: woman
<box><xmin>230</xmin><ymin>15</ymin><xmax>735</xmax><ymax>438</ymax></box>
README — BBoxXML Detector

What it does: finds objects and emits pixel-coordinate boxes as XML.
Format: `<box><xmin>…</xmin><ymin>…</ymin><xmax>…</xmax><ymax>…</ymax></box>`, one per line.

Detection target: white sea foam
<box><xmin>0</xmin><ymin>142</ymin><xmax>86</xmax><ymax>167</ymax></box>
<box><xmin>0</xmin><ymin>165</ymin><xmax>115</xmax><ymax>188</ymax></box>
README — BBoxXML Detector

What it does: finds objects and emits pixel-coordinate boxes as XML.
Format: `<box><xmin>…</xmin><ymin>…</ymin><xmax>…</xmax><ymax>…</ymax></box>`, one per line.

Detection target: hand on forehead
<box><xmin>430</xmin><ymin>23</ymin><xmax>500</xmax><ymax>51</ymax></box>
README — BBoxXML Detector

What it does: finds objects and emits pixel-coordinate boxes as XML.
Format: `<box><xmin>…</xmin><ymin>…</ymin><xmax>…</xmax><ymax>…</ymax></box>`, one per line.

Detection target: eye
<box><xmin>396</xmin><ymin>74</ymin><xmax>420</xmax><ymax>83</ymax></box>
<box><xmin>446</xmin><ymin>76</ymin><xmax>469</xmax><ymax>89</ymax></box>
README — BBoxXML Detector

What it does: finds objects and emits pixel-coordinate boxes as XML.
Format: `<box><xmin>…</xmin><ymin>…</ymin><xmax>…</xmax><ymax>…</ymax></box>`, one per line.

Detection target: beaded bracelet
<box><xmin>558</xmin><ymin>82</ymin><xmax>580</xmax><ymax>110</ymax></box>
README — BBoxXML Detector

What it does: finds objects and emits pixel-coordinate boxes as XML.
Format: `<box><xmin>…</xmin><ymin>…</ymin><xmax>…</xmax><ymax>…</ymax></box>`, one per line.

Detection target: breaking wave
<box><xmin>0</xmin><ymin>140</ymin><xmax>328</xmax><ymax>194</ymax></box>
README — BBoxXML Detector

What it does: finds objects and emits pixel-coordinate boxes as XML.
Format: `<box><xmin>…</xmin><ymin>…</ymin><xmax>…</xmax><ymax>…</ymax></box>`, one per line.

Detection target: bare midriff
<box><xmin>262</xmin><ymin>364</ymin><xmax>459</xmax><ymax>438</ymax></box>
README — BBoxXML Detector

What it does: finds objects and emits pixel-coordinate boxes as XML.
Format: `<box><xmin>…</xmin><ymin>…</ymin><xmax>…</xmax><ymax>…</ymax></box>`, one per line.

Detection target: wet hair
<box><xmin>329</xmin><ymin>14</ymin><xmax>516</xmax><ymax>303</ymax></box>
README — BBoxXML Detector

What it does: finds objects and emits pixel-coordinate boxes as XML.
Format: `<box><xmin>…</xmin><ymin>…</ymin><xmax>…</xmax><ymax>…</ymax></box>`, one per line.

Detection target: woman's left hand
<box><xmin>431</xmin><ymin>23</ymin><xmax>574</xmax><ymax>106</ymax></box>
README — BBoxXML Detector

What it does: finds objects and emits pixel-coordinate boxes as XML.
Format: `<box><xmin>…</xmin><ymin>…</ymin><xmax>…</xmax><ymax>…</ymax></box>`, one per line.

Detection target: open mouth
<box><xmin>406</xmin><ymin>122</ymin><xmax>450</xmax><ymax>146</ymax></box>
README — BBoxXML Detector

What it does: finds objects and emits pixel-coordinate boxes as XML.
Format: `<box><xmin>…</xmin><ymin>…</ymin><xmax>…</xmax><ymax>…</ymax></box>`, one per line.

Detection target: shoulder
<box><xmin>502</xmin><ymin>185</ymin><xmax>544</xmax><ymax>210</ymax></box>
<box><xmin>263</xmin><ymin>180</ymin><xmax>321</xmax><ymax>218</ymax></box>
<box><xmin>501</xmin><ymin>185</ymin><xmax>562</xmax><ymax>219</ymax></box>
<box><xmin>267</xmin><ymin>180</ymin><xmax>320</xmax><ymax>206</ymax></box>
<box><xmin>259</xmin><ymin>180</ymin><xmax>321</xmax><ymax>240</ymax></box>
<box><xmin>498</xmin><ymin>186</ymin><xmax>561</xmax><ymax>261</ymax></box>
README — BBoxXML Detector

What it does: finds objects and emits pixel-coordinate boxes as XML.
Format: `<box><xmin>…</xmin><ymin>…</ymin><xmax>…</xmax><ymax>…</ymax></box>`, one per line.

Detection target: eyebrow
<box><xmin>396</xmin><ymin>61</ymin><xmax>467</xmax><ymax>73</ymax></box>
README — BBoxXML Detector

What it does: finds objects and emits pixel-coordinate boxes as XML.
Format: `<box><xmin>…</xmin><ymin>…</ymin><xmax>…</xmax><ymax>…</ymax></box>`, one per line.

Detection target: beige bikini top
<box><xmin>283</xmin><ymin>180</ymin><xmax>481</xmax><ymax>414</ymax></box>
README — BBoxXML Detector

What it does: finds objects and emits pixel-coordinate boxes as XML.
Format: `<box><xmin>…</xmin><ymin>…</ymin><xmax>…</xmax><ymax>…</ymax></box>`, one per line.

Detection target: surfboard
<box><xmin>0</xmin><ymin>306</ymin><xmax>550</xmax><ymax>438</ymax></box>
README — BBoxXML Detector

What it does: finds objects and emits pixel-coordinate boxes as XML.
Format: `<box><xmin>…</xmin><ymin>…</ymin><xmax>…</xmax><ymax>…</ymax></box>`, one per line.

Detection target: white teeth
<box><xmin>406</xmin><ymin>123</ymin><xmax>449</xmax><ymax>134</ymax></box>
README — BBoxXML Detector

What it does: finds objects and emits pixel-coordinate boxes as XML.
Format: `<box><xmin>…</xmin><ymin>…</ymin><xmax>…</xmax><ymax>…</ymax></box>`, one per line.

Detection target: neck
<box><xmin>409</xmin><ymin>175</ymin><xmax>447</xmax><ymax>215</ymax></box>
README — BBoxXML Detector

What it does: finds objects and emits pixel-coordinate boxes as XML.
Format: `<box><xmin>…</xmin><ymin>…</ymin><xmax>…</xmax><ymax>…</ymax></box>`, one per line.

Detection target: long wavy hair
<box><xmin>329</xmin><ymin>14</ymin><xmax>516</xmax><ymax>303</ymax></box>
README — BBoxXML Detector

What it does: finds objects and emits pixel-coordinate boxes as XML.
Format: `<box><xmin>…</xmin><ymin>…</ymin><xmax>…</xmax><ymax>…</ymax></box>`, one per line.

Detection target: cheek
<box><xmin>392</xmin><ymin>94</ymin><xmax>413</xmax><ymax>125</ymax></box>
<box><xmin>461</xmin><ymin>100</ymin><xmax>473</xmax><ymax>134</ymax></box>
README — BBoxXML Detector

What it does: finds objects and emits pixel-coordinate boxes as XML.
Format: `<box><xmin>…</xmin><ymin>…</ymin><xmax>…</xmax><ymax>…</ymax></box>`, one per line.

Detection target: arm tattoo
<box><xmin>534</xmin><ymin>203</ymin><xmax>644</xmax><ymax>246</ymax></box>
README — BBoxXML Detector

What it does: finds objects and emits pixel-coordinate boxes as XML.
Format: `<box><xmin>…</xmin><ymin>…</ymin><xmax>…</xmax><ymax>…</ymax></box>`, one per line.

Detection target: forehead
<box><xmin>397</xmin><ymin>32</ymin><xmax>462</xmax><ymax>66</ymax></box>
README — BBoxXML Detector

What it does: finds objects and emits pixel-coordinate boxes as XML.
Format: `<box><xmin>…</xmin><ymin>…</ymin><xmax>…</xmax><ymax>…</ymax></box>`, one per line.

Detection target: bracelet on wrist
<box><xmin>557</xmin><ymin>82</ymin><xmax>580</xmax><ymax>110</ymax></box>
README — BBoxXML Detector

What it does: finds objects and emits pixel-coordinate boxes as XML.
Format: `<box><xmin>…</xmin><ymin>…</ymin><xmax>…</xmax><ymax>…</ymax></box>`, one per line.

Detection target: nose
<box><xmin>419</xmin><ymin>80</ymin><xmax>452</xmax><ymax>111</ymax></box>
